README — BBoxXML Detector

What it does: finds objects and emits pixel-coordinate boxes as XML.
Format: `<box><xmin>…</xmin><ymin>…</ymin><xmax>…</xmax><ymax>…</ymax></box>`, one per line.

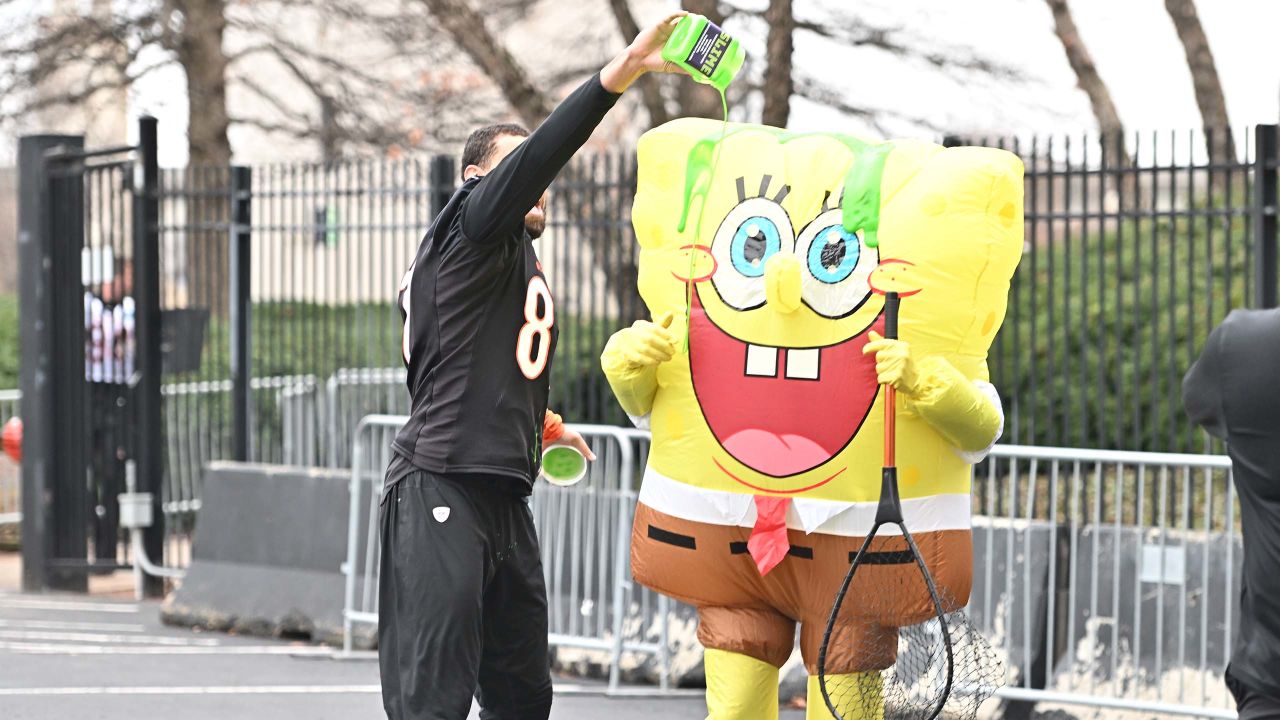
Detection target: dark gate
<box><xmin>17</xmin><ymin>118</ymin><xmax>165</xmax><ymax>594</ymax></box>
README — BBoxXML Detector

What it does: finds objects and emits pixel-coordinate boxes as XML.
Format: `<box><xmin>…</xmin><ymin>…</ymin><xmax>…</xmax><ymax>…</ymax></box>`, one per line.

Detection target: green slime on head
<box><xmin>672</xmin><ymin>116</ymin><xmax>893</xmax><ymax>347</ymax></box>
<box><xmin>677</xmin><ymin>124</ymin><xmax>891</xmax><ymax>246</ymax></box>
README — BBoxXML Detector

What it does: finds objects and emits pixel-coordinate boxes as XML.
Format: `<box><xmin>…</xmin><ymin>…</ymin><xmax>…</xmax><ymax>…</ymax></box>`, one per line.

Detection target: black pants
<box><xmin>378</xmin><ymin>469</ymin><xmax>552</xmax><ymax>720</ymax></box>
<box><xmin>1228</xmin><ymin>668</ymin><xmax>1280</xmax><ymax>720</ymax></box>
<box><xmin>88</xmin><ymin>382</ymin><xmax>130</xmax><ymax>562</ymax></box>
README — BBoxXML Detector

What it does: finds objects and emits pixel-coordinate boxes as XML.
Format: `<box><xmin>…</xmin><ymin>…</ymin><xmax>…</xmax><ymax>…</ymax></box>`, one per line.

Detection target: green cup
<box><xmin>541</xmin><ymin>445</ymin><xmax>588</xmax><ymax>487</ymax></box>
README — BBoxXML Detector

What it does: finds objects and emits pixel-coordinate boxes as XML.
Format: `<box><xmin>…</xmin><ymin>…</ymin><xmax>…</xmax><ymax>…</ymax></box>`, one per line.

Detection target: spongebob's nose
<box><xmin>765</xmin><ymin>253</ymin><xmax>803</xmax><ymax>314</ymax></box>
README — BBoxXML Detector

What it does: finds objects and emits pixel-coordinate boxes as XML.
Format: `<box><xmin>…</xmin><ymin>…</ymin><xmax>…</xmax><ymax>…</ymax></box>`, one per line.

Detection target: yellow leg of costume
<box><xmin>704</xmin><ymin>648</ymin><xmax>779</xmax><ymax>720</ymax></box>
<box><xmin>806</xmin><ymin>673</ymin><xmax>884</xmax><ymax>720</ymax></box>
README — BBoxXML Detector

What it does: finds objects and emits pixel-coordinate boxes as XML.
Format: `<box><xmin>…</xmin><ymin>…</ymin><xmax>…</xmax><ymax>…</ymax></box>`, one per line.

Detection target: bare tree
<box><xmin>1042</xmin><ymin>0</ymin><xmax>1138</xmax><ymax>207</ymax></box>
<box><xmin>1</xmin><ymin>0</ymin><xmax>487</xmax><ymax>307</ymax></box>
<box><xmin>1043</xmin><ymin>1</ymin><xmax>1126</xmax><ymax>151</ymax></box>
<box><xmin>760</xmin><ymin>0</ymin><xmax>794</xmax><ymax>127</ymax></box>
<box><xmin>605</xmin><ymin>0</ymin><xmax>670</xmax><ymax>126</ymax></box>
<box><xmin>677</xmin><ymin>0</ymin><xmax>730</xmax><ymax>119</ymax></box>
<box><xmin>1</xmin><ymin>0</ymin><xmax>484</xmax><ymax>164</ymax></box>
<box><xmin>1163</xmin><ymin>0</ymin><xmax>1235</xmax><ymax>175</ymax></box>
<box><xmin>169</xmin><ymin>0</ymin><xmax>233</xmax><ymax>166</ymax></box>
<box><xmin>412</xmin><ymin>0</ymin><xmax>553</xmax><ymax>128</ymax></box>
<box><xmin>229</xmin><ymin>1</ymin><xmax>489</xmax><ymax>162</ymax></box>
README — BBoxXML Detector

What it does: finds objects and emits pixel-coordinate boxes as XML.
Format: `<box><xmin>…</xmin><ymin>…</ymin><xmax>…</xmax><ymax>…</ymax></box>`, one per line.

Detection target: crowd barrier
<box><xmin>342</xmin><ymin>416</ymin><xmax>671</xmax><ymax>692</ymax></box>
<box><xmin>343</xmin><ymin>417</ymin><xmax>1242</xmax><ymax>714</ymax></box>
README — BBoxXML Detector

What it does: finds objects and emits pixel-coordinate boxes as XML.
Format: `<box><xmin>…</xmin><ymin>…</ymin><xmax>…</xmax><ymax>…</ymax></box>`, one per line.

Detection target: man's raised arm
<box><xmin>460</xmin><ymin>11</ymin><xmax>686</xmax><ymax>242</ymax></box>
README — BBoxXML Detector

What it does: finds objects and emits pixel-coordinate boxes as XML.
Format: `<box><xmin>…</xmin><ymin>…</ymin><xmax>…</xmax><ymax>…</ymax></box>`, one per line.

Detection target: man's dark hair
<box><xmin>460</xmin><ymin>123</ymin><xmax>530</xmax><ymax>180</ymax></box>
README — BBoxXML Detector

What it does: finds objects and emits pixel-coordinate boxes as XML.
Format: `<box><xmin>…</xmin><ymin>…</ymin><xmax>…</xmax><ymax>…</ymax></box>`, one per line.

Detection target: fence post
<box><xmin>229</xmin><ymin>166</ymin><xmax>252</xmax><ymax>461</ymax></box>
<box><xmin>1254</xmin><ymin>125</ymin><xmax>1278</xmax><ymax>308</ymax></box>
<box><xmin>430</xmin><ymin>155</ymin><xmax>456</xmax><ymax>218</ymax></box>
<box><xmin>134</xmin><ymin>116</ymin><xmax>165</xmax><ymax>597</ymax></box>
<box><xmin>16</xmin><ymin>133</ymin><xmax>82</xmax><ymax>592</ymax></box>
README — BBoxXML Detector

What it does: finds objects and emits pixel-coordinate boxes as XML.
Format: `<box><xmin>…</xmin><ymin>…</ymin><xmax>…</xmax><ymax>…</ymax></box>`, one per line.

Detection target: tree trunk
<box><xmin>1043</xmin><ymin>0</ymin><xmax>1138</xmax><ymax>208</ymax></box>
<box><xmin>1163</xmin><ymin>0</ymin><xmax>1235</xmax><ymax>194</ymax></box>
<box><xmin>415</xmin><ymin>0</ymin><xmax>553</xmax><ymax>127</ymax></box>
<box><xmin>171</xmin><ymin>0</ymin><xmax>232</xmax><ymax>314</ymax></box>
<box><xmin>174</xmin><ymin>0</ymin><xmax>232</xmax><ymax>166</ymax></box>
<box><xmin>677</xmin><ymin>0</ymin><xmax>727</xmax><ymax>119</ymax></box>
<box><xmin>606</xmin><ymin>0</ymin><xmax>670</xmax><ymax>126</ymax></box>
<box><xmin>760</xmin><ymin>0</ymin><xmax>793</xmax><ymax>127</ymax></box>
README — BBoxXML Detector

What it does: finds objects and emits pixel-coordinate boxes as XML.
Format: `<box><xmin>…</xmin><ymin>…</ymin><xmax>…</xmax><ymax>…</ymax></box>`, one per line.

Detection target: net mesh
<box><xmin>819</xmin><ymin>539</ymin><xmax>1004</xmax><ymax>720</ymax></box>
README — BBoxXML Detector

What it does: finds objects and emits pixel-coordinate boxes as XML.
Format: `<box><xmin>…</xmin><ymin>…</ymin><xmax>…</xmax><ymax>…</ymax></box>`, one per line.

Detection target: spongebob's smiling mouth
<box><xmin>688</xmin><ymin>285</ymin><xmax>882</xmax><ymax>487</ymax></box>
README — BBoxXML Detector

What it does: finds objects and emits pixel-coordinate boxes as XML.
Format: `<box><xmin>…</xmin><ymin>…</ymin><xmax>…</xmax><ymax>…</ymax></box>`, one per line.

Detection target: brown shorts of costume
<box><xmin>631</xmin><ymin>502</ymin><xmax>972</xmax><ymax>675</ymax></box>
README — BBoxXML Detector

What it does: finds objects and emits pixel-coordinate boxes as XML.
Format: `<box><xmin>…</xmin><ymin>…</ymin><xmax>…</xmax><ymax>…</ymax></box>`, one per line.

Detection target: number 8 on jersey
<box><xmin>517</xmin><ymin>277</ymin><xmax>555</xmax><ymax>380</ymax></box>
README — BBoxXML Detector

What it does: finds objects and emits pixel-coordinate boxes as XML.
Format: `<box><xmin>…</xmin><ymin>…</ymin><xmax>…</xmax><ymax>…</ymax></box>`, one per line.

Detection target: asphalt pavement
<box><xmin>0</xmin><ymin>585</ymin><xmax>806</xmax><ymax>719</ymax></box>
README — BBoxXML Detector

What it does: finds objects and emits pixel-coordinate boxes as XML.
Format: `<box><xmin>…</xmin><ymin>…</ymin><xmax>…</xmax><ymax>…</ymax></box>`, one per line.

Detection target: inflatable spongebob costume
<box><xmin>601</xmin><ymin>118</ymin><xmax>1023</xmax><ymax>719</ymax></box>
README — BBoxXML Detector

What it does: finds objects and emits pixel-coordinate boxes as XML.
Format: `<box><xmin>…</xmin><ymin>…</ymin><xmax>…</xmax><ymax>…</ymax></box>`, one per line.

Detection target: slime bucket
<box><xmin>541</xmin><ymin>445</ymin><xmax>587</xmax><ymax>487</ymax></box>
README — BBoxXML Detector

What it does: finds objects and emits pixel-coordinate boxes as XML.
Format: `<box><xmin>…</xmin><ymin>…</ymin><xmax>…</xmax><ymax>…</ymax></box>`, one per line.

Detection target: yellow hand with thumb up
<box><xmin>605</xmin><ymin>312</ymin><xmax>677</xmax><ymax>370</ymax></box>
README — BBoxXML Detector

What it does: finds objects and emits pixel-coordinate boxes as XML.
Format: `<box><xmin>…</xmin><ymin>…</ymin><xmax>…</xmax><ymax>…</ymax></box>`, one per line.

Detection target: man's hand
<box><xmin>863</xmin><ymin>331</ymin><xmax>921</xmax><ymax>396</ymax></box>
<box><xmin>603</xmin><ymin>313</ymin><xmax>676</xmax><ymax>370</ymax></box>
<box><xmin>600</xmin><ymin>10</ymin><xmax>688</xmax><ymax>93</ymax></box>
<box><xmin>550</xmin><ymin>429</ymin><xmax>597</xmax><ymax>462</ymax></box>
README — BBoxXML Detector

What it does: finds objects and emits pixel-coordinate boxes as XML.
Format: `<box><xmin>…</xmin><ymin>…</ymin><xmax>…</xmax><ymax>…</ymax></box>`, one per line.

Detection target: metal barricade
<box><xmin>975</xmin><ymin>445</ymin><xmax>1238</xmax><ymax>718</ymax></box>
<box><xmin>161</xmin><ymin>373</ymin><xmax>318</xmax><ymax>516</ymax></box>
<box><xmin>341</xmin><ymin>418</ymin><xmax>1242</xmax><ymax>711</ymax></box>
<box><xmin>323</xmin><ymin>368</ymin><xmax>407</xmax><ymax>469</ymax></box>
<box><xmin>0</xmin><ymin>389</ymin><xmax>20</xmax><ymax>524</ymax></box>
<box><xmin>342</xmin><ymin>416</ymin><xmax>671</xmax><ymax>692</ymax></box>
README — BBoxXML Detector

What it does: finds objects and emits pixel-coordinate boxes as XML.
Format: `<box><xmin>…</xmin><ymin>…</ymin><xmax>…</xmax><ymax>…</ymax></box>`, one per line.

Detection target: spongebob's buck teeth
<box><xmin>745</xmin><ymin>344</ymin><xmax>778</xmax><ymax>377</ymax></box>
<box><xmin>784</xmin><ymin>348</ymin><xmax>820</xmax><ymax>380</ymax></box>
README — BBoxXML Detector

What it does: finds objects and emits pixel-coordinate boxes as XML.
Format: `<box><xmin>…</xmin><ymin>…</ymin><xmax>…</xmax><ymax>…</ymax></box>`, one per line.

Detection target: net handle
<box><xmin>882</xmin><ymin>291</ymin><xmax>900</xmax><ymax>468</ymax></box>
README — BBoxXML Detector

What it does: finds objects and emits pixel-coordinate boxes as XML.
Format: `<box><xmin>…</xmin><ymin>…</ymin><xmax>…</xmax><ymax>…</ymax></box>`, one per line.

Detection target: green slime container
<box><xmin>661</xmin><ymin>14</ymin><xmax>745</xmax><ymax>93</ymax></box>
<box><xmin>541</xmin><ymin>445</ymin><xmax>587</xmax><ymax>486</ymax></box>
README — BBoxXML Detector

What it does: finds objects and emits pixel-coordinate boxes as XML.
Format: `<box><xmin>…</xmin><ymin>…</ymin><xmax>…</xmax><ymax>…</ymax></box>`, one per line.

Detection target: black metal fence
<box><xmin>131</xmin><ymin>125</ymin><xmax>1280</xmax><ymax>502</ymax></box>
<box><xmin>976</xmin><ymin>127</ymin><xmax>1277</xmax><ymax>453</ymax></box>
<box><xmin>16</xmin><ymin>122</ymin><xmax>166</xmax><ymax>592</ymax></box>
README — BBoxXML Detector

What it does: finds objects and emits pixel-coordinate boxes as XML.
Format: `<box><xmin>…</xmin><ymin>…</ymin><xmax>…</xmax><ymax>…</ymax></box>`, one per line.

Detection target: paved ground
<box><xmin>0</xmin><ymin>555</ymin><xmax>807</xmax><ymax>719</ymax></box>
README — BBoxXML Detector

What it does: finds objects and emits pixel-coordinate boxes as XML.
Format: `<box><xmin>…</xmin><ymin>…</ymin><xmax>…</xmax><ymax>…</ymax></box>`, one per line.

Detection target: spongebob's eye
<box><xmin>711</xmin><ymin>198</ymin><xmax>794</xmax><ymax>310</ymax></box>
<box><xmin>806</xmin><ymin>226</ymin><xmax>859</xmax><ymax>284</ymax></box>
<box><xmin>795</xmin><ymin>209</ymin><xmax>876</xmax><ymax>318</ymax></box>
<box><xmin>730</xmin><ymin>217</ymin><xmax>782</xmax><ymax>278</ymax></box>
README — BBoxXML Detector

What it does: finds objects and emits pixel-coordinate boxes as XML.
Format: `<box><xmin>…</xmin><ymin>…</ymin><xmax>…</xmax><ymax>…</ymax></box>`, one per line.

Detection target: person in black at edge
<box><xmin>1184</xmin><ymin>307</ymin><xmax>1280</xmax><ymax>720</ymax></box>
<box><xmin>379</xmin><ymin>11</ymin><xmax>690</xmax><ymax>719</ymax></box>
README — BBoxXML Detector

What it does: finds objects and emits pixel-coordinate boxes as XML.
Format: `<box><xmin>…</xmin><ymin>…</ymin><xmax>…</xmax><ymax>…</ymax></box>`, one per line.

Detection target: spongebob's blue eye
<box><xmin>730</xmin><ymin>216</ymin><xmax>781</xmax><ymax>278</ymax></box>
<box><xmin>807</xmin><ymin>225</ymin><xmax>859</xmax><ymax>284</ymax></box>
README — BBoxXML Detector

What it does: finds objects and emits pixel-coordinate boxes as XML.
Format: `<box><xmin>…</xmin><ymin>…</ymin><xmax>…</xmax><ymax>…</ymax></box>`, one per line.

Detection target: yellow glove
<box><xmin>601</xmin><ymin>313</ymin><xmax>676</xmax><ymax>417</ymax></box>
<box><xmin>863</xmin><ymin>332</ymin><xmax>1002</xmax><ymax>453</ymax></box>
<box><xmin>605</xmin><ymin>313</ymin><xmax>677</xmax><ymax>370</ymax></box>
<box><xmin>863</xmin><ymin>331</ymin><xmax>920</xmax><ymax>396</ymax></box>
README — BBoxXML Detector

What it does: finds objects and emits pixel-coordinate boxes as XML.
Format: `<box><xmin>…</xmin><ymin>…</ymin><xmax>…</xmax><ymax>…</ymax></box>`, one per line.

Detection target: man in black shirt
<box><xmin>379</xmin><ymin>11</ymin><xmax>689</xmax><ymax>720</ymax></box>
<box><xmin>1184</xmin><ymin>308</ymin><xmax>1280</xmax><ymax>720</ymax></box>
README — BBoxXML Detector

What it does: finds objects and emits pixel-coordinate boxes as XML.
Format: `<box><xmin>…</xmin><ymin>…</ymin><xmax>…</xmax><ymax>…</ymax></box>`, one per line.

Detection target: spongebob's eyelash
<box><xmin>734</xmin><ymin>174</ymin><xmax>792</xmax><ymax>206</ymax></box>
<box><xmin>821</xmin><ymin>190</ymin><xmax>840</xmax><ymax>213</ymax></box>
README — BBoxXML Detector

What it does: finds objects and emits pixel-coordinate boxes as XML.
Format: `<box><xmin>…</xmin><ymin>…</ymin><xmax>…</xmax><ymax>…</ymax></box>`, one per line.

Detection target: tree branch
<box><xmin>413</xmin><ymin>0</ymin><xmax>552</xmax><ymax>127</ymax></box>
<box><xmin>761</xmin><ymin>0</ymin><xmax>794</xmax><ymax>127</ymax></box>
<box><xmin>793</xmin><ymin>73</ymin><xmax>944</xmax><ymax>136</ymax></box>
<box><xmin>606</xmin><ymin>0</ymin><xmax>670</xmax><ymax>126</ymax></box>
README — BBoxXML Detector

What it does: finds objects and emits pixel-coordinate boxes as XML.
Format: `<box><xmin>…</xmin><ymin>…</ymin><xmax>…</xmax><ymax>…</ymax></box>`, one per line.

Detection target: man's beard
<box><xmin>524</xmin><ymin>198</ymin><xmax>547</xmax><ymax>239</ymax></box>
<box><xmin>525</xmin><ymin>214</ymin><xmax>545</xmax><ymax>239</ymax></box>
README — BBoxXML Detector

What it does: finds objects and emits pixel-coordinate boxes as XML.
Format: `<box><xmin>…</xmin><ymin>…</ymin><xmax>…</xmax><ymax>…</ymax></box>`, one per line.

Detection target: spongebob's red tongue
<box><xmin>688</xmin><ymin>286</ymin><xmax>882</xmax><ymax>479</ymax></box>
<box><xmin>748</xmin><ymin>495</ymin><xmax>791</xmax><ymax>575</ymax></box>
<box><xmin>723</xmin><ymin>430</ymin><xmax>831</xmax><ymax>477</ymax></box>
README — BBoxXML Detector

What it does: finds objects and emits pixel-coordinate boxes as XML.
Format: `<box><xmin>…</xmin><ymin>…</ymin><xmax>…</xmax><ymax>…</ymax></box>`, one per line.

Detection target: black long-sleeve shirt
<box><xmin>391</xmin><ymin>74</ymin><xmax>620</xmax><ymax>493</ymax></box>
<box><xmin>1184</xmin><ymin>308</ymin><xmax>1280</xmax><ymax>697</ymax></box>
